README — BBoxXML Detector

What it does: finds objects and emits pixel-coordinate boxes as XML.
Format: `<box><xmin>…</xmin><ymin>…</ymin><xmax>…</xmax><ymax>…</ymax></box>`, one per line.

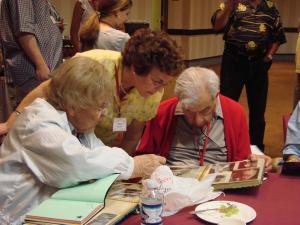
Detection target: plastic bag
<box><xmin>143</xmin><ymin>165</ymin><xmax>221</xmax><ymax>216</ymax></box>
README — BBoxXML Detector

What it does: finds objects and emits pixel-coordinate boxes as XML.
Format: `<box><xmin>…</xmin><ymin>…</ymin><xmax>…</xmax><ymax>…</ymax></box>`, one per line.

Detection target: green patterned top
<box><xmin>75</xmin><ymin>49</ymin><xmax>163</xmax><ymax>146</ymax></box>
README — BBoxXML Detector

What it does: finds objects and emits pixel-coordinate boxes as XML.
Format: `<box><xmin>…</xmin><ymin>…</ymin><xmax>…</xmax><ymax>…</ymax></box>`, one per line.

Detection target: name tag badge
<box><xmin>113</xmin><ymin>118</ymin><xmax>127</xmax><ymax>132</ymax></box>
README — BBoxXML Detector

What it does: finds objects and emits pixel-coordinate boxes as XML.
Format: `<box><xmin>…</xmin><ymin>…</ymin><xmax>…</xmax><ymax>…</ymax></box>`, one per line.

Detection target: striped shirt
<box><xmin>167</xmin><ymin>97</ymin><xmax>227</xmax><ymax>167</ymax></box>
<box><xmin>0</xmin><ymin>0</ymin><xmax>63</xmax><ymax>87</ymax></box>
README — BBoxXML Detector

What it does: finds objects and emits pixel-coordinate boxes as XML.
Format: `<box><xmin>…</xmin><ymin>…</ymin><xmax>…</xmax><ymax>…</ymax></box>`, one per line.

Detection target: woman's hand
<box><xmin>131</xmin><ymin>154</ymin><xmax>166</xmax><ymax>178</ymax></box>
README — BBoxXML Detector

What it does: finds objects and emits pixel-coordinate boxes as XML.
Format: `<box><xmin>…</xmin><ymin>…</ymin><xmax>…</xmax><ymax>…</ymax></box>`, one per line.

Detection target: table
<box><xmin>119</xmin><ymin>173</ymin><xmax>300</xmax><ymax>225</ymax></box>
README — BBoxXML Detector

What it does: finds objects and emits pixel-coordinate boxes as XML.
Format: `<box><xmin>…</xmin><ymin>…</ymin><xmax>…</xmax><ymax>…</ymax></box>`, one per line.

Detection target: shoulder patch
<box><xmin>237</xmin><ymin>3</ymin><xmax>247</xmax><ymax>12</ymax></box>
<box><xmin>266</xmin><ymin>0</ymin><xmax>274</xmax><ymax>8</ymax></box>
<box><xmin>219</xmin><ymin>2</ymin><xmax>225</xmax><ymax>10</ymax></box>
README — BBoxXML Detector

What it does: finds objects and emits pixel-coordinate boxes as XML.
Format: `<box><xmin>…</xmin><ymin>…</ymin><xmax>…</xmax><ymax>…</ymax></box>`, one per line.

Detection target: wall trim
<box><xmin>168</xmin><ymin>28</ymin><xmax>215</xmax><ymax>35</ymax></box>
<box><xmin>168</xmin><ymin>27</ymin><xmax>298</xmax><ymax>36</ymax></box>
<box><xmin>186</xmin><ymin>54</ymin><xmax>295</xmax><ymax>66</ymax></box>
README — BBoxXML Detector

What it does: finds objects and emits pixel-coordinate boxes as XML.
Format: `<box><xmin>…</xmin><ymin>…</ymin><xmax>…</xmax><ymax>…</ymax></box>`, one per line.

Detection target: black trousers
<box><xmin>220</xmin><ymin>48</ymin><xmax>272</xmax><ymax>151</ymax></box>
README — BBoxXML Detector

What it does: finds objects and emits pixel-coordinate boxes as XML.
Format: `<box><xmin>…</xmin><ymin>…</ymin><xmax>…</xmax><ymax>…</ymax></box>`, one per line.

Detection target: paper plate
<box><xmin>194</xmin><ymin>200</ymin><xmax>256</xmax><ymax>224</ymax></box>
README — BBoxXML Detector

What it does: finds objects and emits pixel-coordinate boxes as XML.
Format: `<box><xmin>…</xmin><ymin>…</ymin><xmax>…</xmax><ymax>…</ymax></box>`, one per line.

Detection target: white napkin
<box><xmin>143</xmin><ymin>165</ymin><xmax>221</xmax><ymax>216</ymax></box>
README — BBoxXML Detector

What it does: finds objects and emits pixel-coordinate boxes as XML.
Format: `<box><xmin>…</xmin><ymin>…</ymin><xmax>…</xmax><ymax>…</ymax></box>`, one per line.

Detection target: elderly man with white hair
<box><xmin>135</xmin><ymin>67</ymin><xmax>272</xmax><ymax>169</ymax></box>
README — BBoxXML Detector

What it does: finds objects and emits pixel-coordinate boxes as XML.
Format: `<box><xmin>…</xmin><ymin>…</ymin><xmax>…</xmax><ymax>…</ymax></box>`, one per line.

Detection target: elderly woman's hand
<box><xmin>249</xmin><ymin>154</ymin><xmax>272</xmax><ymax>172</ymax></box>
<box><xmin>131</xmin><ymin>154</ymin><xmax>166</xmax><ymax>178</ymax></box>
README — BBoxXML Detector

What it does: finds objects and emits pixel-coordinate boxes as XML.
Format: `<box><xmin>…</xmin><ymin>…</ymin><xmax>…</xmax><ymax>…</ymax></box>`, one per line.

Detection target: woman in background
<box><xmin>80</xmin><ymin>0</ymin><xmax>132</xmax><ymax>52</ymax></box>
<box><xmin>70</xmin><ymin>0</ymin><xmax>101</xmax><ymax>52</ymax></box>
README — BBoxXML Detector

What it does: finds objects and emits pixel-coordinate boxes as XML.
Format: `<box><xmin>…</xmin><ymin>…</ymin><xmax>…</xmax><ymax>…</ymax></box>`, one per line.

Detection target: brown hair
<box><xmin>79</xmin><ymin>13</ymin><xmax>100</xmax><ymax>52</ymax></box>
<box><xmin>99</xmin><ymin>0</ymin><xmax>132</xmax><ymax>17</ymax></box>
<box><xmin>45</xmin><ymin>57</ymin><xmax>112</xmax><ymax>111</ymax></box>
<box><xmin>79</xmin><ymin>0</ymin><xmax>132</xmax><ymax>51</ymax></box>
<box><xmin>122</xmin><ymin>28</ymin><xmax>185</xmax><ymax>77</ymax></box>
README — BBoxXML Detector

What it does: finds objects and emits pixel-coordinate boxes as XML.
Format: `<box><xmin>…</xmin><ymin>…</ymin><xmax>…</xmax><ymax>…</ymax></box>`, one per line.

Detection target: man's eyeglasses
<box><xmin>184</xmin><ymin>105</ymin><xmax>215</xmax><ymax>117</ymax></box>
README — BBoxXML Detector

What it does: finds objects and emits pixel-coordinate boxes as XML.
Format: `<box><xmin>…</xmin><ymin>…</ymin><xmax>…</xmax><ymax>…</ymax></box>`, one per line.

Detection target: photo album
<box><xmin>171</xmin><ymin>158</ymin><xmax>265</xmax><ymax>190</ymax></box>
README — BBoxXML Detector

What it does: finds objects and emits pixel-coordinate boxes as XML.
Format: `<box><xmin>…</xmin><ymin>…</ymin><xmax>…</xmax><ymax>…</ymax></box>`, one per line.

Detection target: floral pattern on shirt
<box><xmin>75</xmin><ymin>50</ymin><xmax>163</xmax><ymax>146</ymax></box>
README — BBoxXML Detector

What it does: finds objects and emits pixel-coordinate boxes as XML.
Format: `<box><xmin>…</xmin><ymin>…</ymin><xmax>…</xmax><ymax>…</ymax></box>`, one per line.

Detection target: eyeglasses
<box><xmin>184</xmin><ymin>105</ymin><xmax>215</xmax><ymax>117</ymax></box>
<box><xmin>97</xmin><ymin>107</ymin><xmax>108</xmax><ymax>116</ymax></box>
<box><xmin>150</xmin><ymin>76</ymin><xmax>169</xmax><ymax>88</ymax></box>
<box><xmin>96</xmin><ymin>103</ymin><xmax>109</xmax><ymax>116</ymax></box>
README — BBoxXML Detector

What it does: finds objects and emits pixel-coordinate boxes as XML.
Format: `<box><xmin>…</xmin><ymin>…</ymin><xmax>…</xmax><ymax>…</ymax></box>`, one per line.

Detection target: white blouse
<box><xmin>0</xmin><ymin>98</ymin><xmax>134</xmax><ymax>224</ymax></box>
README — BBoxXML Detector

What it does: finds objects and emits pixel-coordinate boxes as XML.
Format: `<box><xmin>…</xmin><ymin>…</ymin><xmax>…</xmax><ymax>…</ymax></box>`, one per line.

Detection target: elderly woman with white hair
<box><xmin>0</xmin><ymin>57</ymin><xmax>165</xmax><ymax>225</ymax></box>
<box><xmin>135</xmin><ymin>67</ymin><xmax>271</xmax><ymax>169</ymax></box>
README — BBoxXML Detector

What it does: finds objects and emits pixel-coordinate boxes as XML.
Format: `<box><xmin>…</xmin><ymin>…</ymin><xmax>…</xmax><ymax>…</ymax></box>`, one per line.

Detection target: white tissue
<box><xmin>144</xmin><ymin>165</ymin><xmax>221</xmax><ymax>216</ymax></box>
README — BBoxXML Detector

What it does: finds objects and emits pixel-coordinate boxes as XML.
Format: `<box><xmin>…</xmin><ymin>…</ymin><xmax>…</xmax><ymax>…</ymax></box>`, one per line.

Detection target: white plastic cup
<box><xmin>217</xmin><ymin>218</ymin><xmax>246</xmax><ymax>225</ymax></box>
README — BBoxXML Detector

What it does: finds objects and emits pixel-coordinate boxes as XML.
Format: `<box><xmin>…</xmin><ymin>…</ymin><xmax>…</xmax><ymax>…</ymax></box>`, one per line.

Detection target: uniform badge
<box><xmin>266</xmin><ymin>1</ymin><xmax>274</xmax><ymax>8</ymax></box>
<box><xmin>246</xmin><ymin>41</ymin><xmax>257</xmax><ymax>50</ymax></box>
<box><xmin>259</xmin><ymin>24</ymin><xmax>266</xmax><ymax>32</ymax></box>
<box><xmin>237</xmin><ymin>3</ymin><xmax>247</xmax><ymax>12</ymax></box>
<box><xmin>219</xmin><ymin>2</ymin><xmax>225</xmax><ymax>10</ymax></box>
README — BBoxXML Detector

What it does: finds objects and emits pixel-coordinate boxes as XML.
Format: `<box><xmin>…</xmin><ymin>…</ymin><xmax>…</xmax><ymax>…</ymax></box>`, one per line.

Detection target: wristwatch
<box><xmin>266</xmin><ymin>54</ymin><xmax>273</xmax><ymax>62</ymax></box>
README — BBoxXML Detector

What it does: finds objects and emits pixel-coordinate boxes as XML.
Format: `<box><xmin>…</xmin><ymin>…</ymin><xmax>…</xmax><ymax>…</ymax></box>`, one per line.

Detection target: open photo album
<box><xmin>171</xmin><ymin>158</ymin><xmax>265</xmax><ymax>190</ymax></box>
<box><xmin>25</xmin><ymin>175</ymin><xmax>141</xmax><ymax>225</ymax></box>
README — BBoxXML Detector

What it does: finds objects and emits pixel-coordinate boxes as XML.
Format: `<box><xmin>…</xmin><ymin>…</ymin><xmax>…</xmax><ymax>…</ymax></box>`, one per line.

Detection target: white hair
<box><xmin>175</xmin><ymin>67</ymin><xmax>220</xmax><ymax>109</ymax></box>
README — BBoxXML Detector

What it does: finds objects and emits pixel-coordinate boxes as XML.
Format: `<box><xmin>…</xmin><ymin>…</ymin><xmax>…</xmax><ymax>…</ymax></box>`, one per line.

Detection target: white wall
<box><xmin>50</xmin><ymin>0</ymin><xmax>75</xmax><ymax>38</ymax></box>
<box><xmin>168</xmin><ymin>0</ymin><xmax>300</xmax><ymax>60</ymax></box>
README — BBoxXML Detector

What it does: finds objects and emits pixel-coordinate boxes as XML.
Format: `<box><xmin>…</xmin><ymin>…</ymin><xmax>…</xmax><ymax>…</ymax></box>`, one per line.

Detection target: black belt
<box><xmin>225</xmin><ymin>43</ymin><xmax>266</xmax><ymax>61</ymax></box>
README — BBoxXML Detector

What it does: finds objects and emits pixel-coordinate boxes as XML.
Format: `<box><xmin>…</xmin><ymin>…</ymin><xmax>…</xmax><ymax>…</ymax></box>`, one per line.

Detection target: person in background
<box><xmin>135</xmin><ymin>67</ymin><xmax>272</xmax><ymax>171</ymax></box>
<box><xmin>294</xmin><ymin>19</ymin><xmax>300</xmax><ymax>108</ymax></box>
<box><xmin>286</xmin><ymin>21</ymin><xmax>300</xmax><ymax>160</ymax></box>
<box><xmin>211</xmin><ymin>0</ymin><xmax>286</xmax><ymax>151</ymax></box>
<box><xmin>282</xmin><ymin>101</ymin><xmax>300</xmax><ymax>162</ymax></box>
<box><xmin>0</xmin><ymin>29</ymin><xmax>185</xmax><ymax>154</ymax></box>
<box><xmin>79</xmin><ymin>0</ymin><xmax>132</xmax><ymax>52</ymax></box>
<box><xmin>0</xmin><ymin>57</ymin><xmax>166</xmax><ymax>225</ymax></box>
<box><xmin>70</xmin><ymin>0</ymin><xmax>101</xmax><ymax>52</ymax></box>
<box><xmin>0</xmin><ymin>0</ymin><xmax>63</xmax><ymax>104</ymax></box>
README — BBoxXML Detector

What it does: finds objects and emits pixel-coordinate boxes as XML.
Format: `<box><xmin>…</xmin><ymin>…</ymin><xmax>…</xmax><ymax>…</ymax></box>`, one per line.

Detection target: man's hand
<box><xmin>249</xmin><ymin>154</ymin><xmax>272</xmax><ymax>172</ymax></box>
<box><xmin>131</xmin><ymin>154</ymin><xmax>166</xmax><ymax>179</ymax></box>
<box><xmin>224</xmin><ymin>0</ymin><xmax>240</xmax><ymax>12</ymax></box>
<box><xmin>213</xmin><ymin>0</ymin><xmax>239</xmax><ymax>31</ymax></box>
<box><xmin>287</xmin><ymin>154</ymin><xmax>300</xmax><ymax>162</ymax></box>
<box><xmin>18</xmin><ymin>33</ymin><xmax>50</xmax><ymax>81</ymax></box>
<box><xmin>36</xmin><ymin>64</ymin><xmax>50</xmax><ymax>81</ymax></box>
<box><xmin>263</xmin><ymin>54</ymin><xmax>273</xmax><ymax>63</ymax></box>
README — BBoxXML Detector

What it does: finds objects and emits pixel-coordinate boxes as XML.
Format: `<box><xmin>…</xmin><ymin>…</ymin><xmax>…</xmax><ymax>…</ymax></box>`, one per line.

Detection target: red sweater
<box><xmin>135</xmin><ymin>95</ymin><xmax>251</xmax><ymax>162</ymax></box>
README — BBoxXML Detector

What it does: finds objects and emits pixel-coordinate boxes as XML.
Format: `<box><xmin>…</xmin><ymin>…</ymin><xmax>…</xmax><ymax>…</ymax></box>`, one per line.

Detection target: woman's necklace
<box><xmin>119</xmin><ymin>83</ymin><xmax>127</xmax><ymax>95</ymax></box>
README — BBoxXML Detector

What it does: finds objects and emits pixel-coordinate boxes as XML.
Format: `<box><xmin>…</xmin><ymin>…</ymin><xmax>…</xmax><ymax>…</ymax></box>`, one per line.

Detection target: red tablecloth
<box><xmin>119</xmin><ymin>173</ymin><xmax>300</xmax><ymax>225</ymax></box>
